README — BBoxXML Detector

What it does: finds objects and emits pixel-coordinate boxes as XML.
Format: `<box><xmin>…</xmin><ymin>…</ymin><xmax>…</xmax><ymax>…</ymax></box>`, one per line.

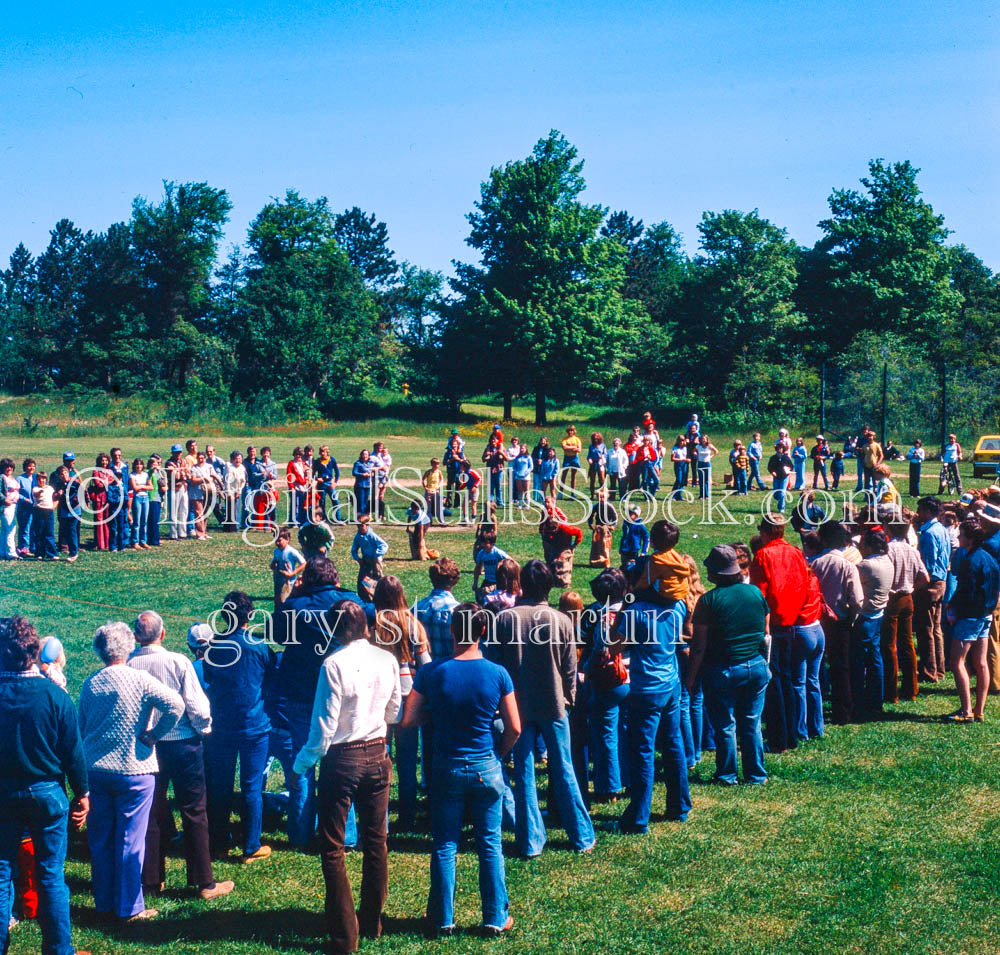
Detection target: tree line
<box><xmin>2</xmin><ymin>130</ymin><xmax>997</xmax><ymax>429</ymax></box>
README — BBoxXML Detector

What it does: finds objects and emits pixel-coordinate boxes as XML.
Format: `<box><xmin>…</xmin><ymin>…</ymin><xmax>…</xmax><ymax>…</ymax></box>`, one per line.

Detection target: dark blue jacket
<box><xmin>949</xmin><ymin>546</ymin><xmax>1000</xmax><ymax>620</ymax></box>
<box><xmin>205</xmin><ymin>628</ymin><xmax>277</xmax><ymax>737</ymax></box>
<box><xmin>273</xmin><ymin>585</ymin><xmax>374</xmax><ymax>705</ymax></box>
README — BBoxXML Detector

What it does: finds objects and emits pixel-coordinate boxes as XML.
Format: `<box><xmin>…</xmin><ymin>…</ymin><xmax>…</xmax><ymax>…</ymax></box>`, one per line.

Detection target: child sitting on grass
<box><xmin>271</xmin><ymin>527</ymin><xmax>305</xmax><ymax>606</ymax></box>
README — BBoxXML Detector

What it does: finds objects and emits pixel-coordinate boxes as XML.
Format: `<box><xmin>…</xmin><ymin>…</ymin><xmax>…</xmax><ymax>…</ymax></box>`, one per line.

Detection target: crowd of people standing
<box><xmin>2</xmin><ymin>413</ymin><xmax>999</xmax><ymax>955</ymax></box>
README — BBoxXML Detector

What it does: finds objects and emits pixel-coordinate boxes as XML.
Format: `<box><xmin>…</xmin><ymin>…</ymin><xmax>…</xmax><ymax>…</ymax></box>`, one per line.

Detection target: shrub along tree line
<box><xmin>1</xmin><ymin>131</ymin><xmax>997</xmax><ymax>430</ymax></box>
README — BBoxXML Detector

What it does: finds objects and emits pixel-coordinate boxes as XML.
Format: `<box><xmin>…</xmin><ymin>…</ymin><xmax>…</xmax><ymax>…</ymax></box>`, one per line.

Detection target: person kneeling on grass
<box><xmin>944</xmin><ymin>518</ymin><xmax>1000</xmax><ymax>723</ymax></box>
<box><xmin>402</xmin><ymin>603</ymin><xmax>520</xmax><ymax>938</ymax></box>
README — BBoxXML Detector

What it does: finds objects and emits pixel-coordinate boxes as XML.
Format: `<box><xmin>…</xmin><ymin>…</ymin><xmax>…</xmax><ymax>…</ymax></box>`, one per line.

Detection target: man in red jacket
<box><xmin>749</xmin><ymin>517</ymin><xmax>823</xmax><ymax>751</ymax></box>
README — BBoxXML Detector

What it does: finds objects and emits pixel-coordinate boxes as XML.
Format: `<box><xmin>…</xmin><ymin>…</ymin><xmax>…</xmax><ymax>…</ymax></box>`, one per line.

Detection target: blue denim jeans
<box><xmin>697</xmin><ymin>464</ymin><xmax>711</xmax><ymax>498</ymax></box>
<box><xmin>678</xmin><ymin>652</ymin><xmax>703</xmax><ymax>769</ymax></box>
<box><xmin>427</xmin><ymin>755</ymin><xmax>510</xmax><ymax>931</ymax></box>
<box><xmin>733</xmin><ymin>468</ymin><xmax>748</xmax><ymax>495</ymax></box>
<box><xmin>108</xmin><ymin>495</ymin><xmax>129</xmax><ymax>550</ymax></box>
<box><xmin>392</xmin><ymin>720</ymin><xmax>420</xmax><ymax>830</ymax></box>
<box><xmin>131</xmin><ymin>494</ymin><xmax>149</xmax><ymax>546</ymax></box>
<box><xmin>32</xmin><ymin>508</ymin><xmax>57</xmax><ymax>559</ymax></box>
<box><xmin>748</xmin><ymin>458</ymin><xmax>766</xmax><ymax>490</ymax></box>
<box><xmin>15</xmin><ymin>500</ymin><xmax>33</xmax><ymax>552</ymax></box>
<box><xmin>621</xmin><ymin>685</ymin><xmax>690</xmax><ymax>832</ymax></box>
<box><xmin>790</xmin><ymin>622</ymin><xmax>825</xmax><ymax>740</ymax></box>
<box><xmin>205</xmin><ymin>732</ymin><xmax>269</xmax><ymax>854</ymax></box>
<box><xmin>590</xmin><ymin>682</ymin><xmax>628</xmax><ymax>795</ymax></box>
<box><xmin>0</xmin><ymin>780</ymin><xmax>73</xmax><ymax>954</ymax></box>
<box><xmin>850</xmin><ymin>615</ymin><xmax>885</xmax><ymax>720</ymax></box>
<box><xmin>703</xmin><ymin>657</ymin><xmax>770</xmax><ymax>784</ymax></box>
<box><xmin>57</xmin><ymin>513</ymin><xmax>79</xmax><ymax>557</ymax></box>
<box><xmin>672</xmin><ymin>461</ymin><xmax>688</xmax><ymax>498</ymax></box>
<box><xmin>793</xmin><ymin>460</ymin><xmax>806</xmax><ymax>489</ymax></box>
<box><xmin>285</xmin><ymin>702</ymin><xmax>357</xmax><ymax>848</ymax></box>
<box><xmin>147</xmin><ymin>499</ymin><xmax>162</xmax><ymax>546</ymax></box>
<box><xmin>772</xmin><ymin>476</ymin><xmax>789</xmax><ymax>513</ymax></box>
<box><xmin>764</xmin><ymin>629</ymin><xmax>797</xmax><ymax>752</ymax></box>
<box><xmin>511</xmin><ymin>715</ymin><xmax>595</xmax><ymax>856</ymax></box>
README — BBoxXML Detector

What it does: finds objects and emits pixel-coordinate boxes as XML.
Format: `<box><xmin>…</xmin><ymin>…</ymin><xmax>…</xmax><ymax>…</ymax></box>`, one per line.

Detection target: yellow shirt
<box><xmin>561</xmin><ymin>436</ymin><xmax>582</xmax><ymax>455</ymax></box>
<box><xmin>422</xmin><ymin>468</ymin><xmax>444</xmax><ymax>493</ymax></box>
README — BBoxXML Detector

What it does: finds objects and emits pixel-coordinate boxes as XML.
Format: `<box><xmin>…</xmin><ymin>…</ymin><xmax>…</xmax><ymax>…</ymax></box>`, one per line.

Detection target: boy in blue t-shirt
<box><xmin>619</xmin><ymin>505</ymin><xmax>649</xmax><ymax>577</ymax></box>
<box><xmin>474</xmin><ymin>530</ymin><xmax>510</xmax><ymax>602</ymax></box>
<box><xmin>271</xmin><ymin>528</ymin><xmax>305</xmax><ymax>606</ymax></box>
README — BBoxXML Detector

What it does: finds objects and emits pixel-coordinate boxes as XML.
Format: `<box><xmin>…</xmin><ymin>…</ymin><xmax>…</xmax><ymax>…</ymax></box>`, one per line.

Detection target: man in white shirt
<box><xmin>128</xmin><ymin>611</ymin><xmax>233</xmax><ymax>901</ymax></box>
<box><xmin>293</xmin><ymin>601</ymin><xmax>401</xmax><ymax>954</ymax></box>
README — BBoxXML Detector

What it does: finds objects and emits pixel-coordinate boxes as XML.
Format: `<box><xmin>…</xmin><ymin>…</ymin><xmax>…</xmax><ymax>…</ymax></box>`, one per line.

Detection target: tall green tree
<box><xmin>130</xmin><ymin>181</ymin><xmax>232</xmax><ymax>385</ymax></box>
<box><xmin>449</xmin><ymin>131</ymin><xmax>645</xmax><ymax>423</ymax></box>
<box><xmin>682</xmin><ymin>209</ymin><xmax>808</xmax><ymax>418</ymax></box>
<box><xmin>230</xmin><ymin>190</ymin><xmax>382</xmax><ymax>408</ymax></box>
<box><xmin>332</xmin><ymin>207</ymin><xmax>399</xmax><ymax>294</ymax></box>
<box><xmin>813</xmin><ymin>160</ymin><xmax>962</xmax><ymax>353</ymax></box>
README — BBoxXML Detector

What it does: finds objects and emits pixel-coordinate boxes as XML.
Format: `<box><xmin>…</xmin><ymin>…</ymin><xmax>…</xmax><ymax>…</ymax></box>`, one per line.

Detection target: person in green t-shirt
<box><xmin>687</xmin><ymin>545</ymin><xmax>770</xmax><ymax>786</ymax></box>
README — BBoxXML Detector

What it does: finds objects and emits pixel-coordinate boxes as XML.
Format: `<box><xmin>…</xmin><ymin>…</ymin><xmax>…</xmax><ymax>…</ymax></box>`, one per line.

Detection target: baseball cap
<box><xmin>187</xmin><ymin>623</ymin><xmax>213</xmax><ymax>649</ymax></box>
<box><xmin>40</xmin><ymin>637</ymin><xmax>64</xmax><ymax>664</ymax></box>
<box><xmin>450</xmin><ymin>428</ymin><xmax>459</xmax><ymax>435</ymax></box>
<box><xmin>171</xmin><ymin>443</ymin><xmax>184</xmax><ymax>453</ymax></box>
<box><xmin>62</xmin><ymin>451</ymin><xmax>75</xmax><ymax>461</ymax></box>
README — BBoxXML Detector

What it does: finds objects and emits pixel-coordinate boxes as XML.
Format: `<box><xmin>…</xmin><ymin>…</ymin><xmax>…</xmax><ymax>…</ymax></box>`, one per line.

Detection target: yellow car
<box><xmin>973</xmin><ymin>435</ymin><xmax>1000</xmax><ymax>479</ymax></box>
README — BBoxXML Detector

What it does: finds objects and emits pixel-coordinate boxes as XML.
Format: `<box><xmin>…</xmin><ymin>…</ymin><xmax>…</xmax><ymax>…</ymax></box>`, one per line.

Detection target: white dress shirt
<box><xmin>128</xmin><ymin>643</ymin><xmax>213</xmax><ymax>741</ymax></box>
<box><xmin>293</xmin><ymin>639</ymin><xmax>401</xmax><ymax>774</ymax></box>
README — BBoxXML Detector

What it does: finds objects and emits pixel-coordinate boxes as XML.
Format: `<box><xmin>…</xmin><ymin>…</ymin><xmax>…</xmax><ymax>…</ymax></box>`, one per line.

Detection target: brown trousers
<box><xmin>914</xmin><ymin>580</ymin><xmax>947</xmax><ymax>681</ymax></box>
<box><xmin>318</xmin><ymin>740</ymin><xmax>392</xmax><ymax>953</ymax></box>
<box><xmin>881</xmin><ymin>593</ymin><xmax>917</xmax><ymax>703</ymax></box>
<box><xmin>822</xmin><ymin>616</ymin><xmax>853</xmax><ymax>724</ymax></box>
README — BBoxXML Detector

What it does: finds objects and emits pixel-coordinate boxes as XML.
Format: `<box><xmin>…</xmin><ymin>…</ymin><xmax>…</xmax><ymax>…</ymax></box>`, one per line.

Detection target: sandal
<box><xmin>943</xmin><ymin>711</ymin><xmax>973</xmax><ymax>723</ymax></box>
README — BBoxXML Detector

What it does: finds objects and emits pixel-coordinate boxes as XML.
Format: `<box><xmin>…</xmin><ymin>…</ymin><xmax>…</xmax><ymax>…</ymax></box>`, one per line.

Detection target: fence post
<box><xmin>939</xmin><ymin>361</ymin><xmax>947</xmax><ymax>451</ymax></box>
<box><xmin>820</xmin><ymin>359</ymin><xmax>826</xmax><ymax>434</ymax></box>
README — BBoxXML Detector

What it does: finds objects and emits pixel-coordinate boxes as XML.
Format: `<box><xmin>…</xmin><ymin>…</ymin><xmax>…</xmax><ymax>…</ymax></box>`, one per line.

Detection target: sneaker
<box><xmin>242</xmin><ymin>845</ymin><xmax>271</xmax><ymax>864</ymax></box>
<box><xmin>199</xmin><ymin>880</ymin><xmax>235</xmax><ymax>900</ymax></box>
<box><xmin>483</xmin><ymin>916</ymin><xmax>514</xmax><ymax>937</ymax></box>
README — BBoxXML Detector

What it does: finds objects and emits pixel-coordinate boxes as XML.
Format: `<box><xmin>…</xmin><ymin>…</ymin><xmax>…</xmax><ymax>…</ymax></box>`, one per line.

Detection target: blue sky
<box><xmin>2</xmin><ymin>0</ymin><xmax>998</xmax><ymax>275</ymax></box>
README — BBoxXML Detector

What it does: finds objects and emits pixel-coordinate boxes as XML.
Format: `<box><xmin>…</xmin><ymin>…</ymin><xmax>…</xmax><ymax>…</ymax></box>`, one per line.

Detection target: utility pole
<box><xmin>880</xmin><ymin>362</ymin><xmax>888</xmax><ymax>445</ymax></box>
<box><xmin>819</xmin><ymin>359</ymin><xmax>826</xmax><ymax>434</ymax></box>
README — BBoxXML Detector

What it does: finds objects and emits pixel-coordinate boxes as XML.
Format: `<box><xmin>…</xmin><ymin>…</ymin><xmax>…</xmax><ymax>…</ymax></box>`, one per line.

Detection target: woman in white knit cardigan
<box><xmin>78</xmin><ymin>621</ymin><xmax>184</xmax><ymax>921</ymax></box>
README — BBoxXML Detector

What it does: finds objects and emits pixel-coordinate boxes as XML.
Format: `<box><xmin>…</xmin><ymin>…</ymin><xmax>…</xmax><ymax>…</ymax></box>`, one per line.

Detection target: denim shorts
<box><xmin>563</xmin><ymin>455</ymin><xmax>581</xmax><ymax>469</ymax></box>
<box><xmin>952</xmin><ymin>616</ymin><xmax>992</xmax><ymax>642</ymax></box>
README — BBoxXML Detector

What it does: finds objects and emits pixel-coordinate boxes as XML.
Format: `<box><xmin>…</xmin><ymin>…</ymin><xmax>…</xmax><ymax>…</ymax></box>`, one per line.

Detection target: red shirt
<box><xmin>795</xmin><ymin>573</ymin><xmax>823</xmax><ymax>626</ymax></box>
<box><xmin>286</xmin><ymin>460</ymin><xmax>308</xmax><ymax>489</ymax></box>
<box><xmin>749</xmin><ymin>538</ymin><xmax>811</xmax><ymax>628</ymax></box>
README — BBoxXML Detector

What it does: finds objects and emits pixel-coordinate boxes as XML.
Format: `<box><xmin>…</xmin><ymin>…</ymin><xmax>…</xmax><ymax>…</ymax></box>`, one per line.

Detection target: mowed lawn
<box><xmin>3</xmin><ymin>425</ymin><xmax>1000</xmax><ymax>955</ymax></box>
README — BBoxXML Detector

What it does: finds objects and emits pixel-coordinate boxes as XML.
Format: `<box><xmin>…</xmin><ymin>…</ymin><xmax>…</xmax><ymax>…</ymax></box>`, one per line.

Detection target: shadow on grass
<box><xmin>70</xmin><ymin>903</ymin><xmax>327</xmax><ymax>950</ymax></box>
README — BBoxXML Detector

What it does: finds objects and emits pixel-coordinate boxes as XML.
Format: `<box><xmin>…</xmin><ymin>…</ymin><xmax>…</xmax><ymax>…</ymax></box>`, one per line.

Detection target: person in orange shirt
<box><xmin>638</xmin><ymin>520</ymin><xmax>691</xmax><ymax>603</ymax></box>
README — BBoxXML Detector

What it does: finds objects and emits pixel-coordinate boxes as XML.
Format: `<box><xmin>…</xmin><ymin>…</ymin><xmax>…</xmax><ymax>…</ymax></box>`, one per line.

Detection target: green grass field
<box><xmin>3</xmin><ymin>417</ymin><xmax>999</xmax><ymax>955</ymax></box>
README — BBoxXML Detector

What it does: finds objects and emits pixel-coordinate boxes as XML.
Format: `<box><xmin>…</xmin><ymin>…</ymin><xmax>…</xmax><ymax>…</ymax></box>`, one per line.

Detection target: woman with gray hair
<box><xmin>78</xmin><ymin>621</ymin><xmax>184</xmax><ymax>921</ymax></box>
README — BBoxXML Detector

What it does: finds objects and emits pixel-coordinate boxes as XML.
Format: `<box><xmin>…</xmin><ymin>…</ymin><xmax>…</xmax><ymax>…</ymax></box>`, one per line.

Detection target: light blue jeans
<box><xmin>703</xmin><ymin>657</ymin><xmax>770</xmax><ymax>784</ymax></box>
<box><xmin>590</xmin><ymin>683</ymin><xmax>629</xmax><ymax>795</ymax></box>
<box><xmin>772</xmin><ymin>476</ymin><xmax>789</xmax><ymax>512</ymax></box>
<box><xmin>790</xmin><ymin>622</ymin><xmax>825</xmax><ymax>740</ymax></box>
<box><xmin>131</xmin><ymin>494</ymin><xmax>149</xmax><ymax>546</ymax></box>
<box><xmin>427</xmin><ymin>755</ymin><xmax>509</xmax><ymax>931</ymax></box>
<box><xmin>511</xmin><ymin>715</ymin><xmax>595</xmax><ymax>856</ymax></box>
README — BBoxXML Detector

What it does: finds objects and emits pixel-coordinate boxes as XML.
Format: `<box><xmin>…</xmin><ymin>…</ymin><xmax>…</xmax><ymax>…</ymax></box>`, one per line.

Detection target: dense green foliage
<box><xmin>2</xmin><ymin>137</ymin><xmax>998</xmax><ymax>431</ymax></box>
